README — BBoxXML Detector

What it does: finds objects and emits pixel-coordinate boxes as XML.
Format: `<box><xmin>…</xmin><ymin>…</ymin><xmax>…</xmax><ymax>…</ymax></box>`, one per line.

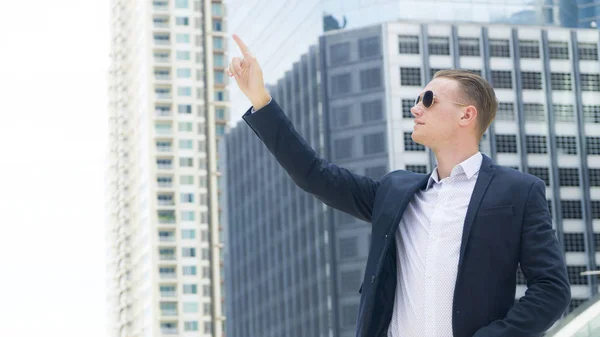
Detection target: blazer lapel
<box><xmin>457</xmin><ymin>154</ymin><xmax>496</xmax><ymax>273</ymax></box>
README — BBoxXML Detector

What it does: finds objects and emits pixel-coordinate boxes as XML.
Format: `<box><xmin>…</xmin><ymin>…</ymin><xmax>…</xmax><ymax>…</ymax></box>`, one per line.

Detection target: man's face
<box><xmin>410</xmin><ymin>77</ymin><xmax>468</xmax><ymax>149</ymax></box>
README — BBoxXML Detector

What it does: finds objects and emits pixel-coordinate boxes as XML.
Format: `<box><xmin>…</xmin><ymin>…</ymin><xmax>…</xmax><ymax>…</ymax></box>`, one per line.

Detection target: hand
<box><xmin>226</xmin><ymin>34</ymin><xmax>271</xmax><ymax>110</ymax></box>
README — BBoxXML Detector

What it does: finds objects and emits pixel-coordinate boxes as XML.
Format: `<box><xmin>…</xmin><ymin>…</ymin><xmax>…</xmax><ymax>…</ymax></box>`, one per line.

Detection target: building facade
<box><xmin>106</xmin><ymin>0</ymin><xmax>229</xmax><ymax>336</ymax></box>
<box><xmin>225</xmin><ymin>0</ymin><xmax>543</xmax><ymax>120</ymax></box>
<box><xmin>540</xmin><ymin>0</ymin><xmax>600</xmax><ymax>29</ymax></box>
<box><xmin>225</xmin><ymin>21</ymin><xmax>600</xmax><ymax>337</ymax></box>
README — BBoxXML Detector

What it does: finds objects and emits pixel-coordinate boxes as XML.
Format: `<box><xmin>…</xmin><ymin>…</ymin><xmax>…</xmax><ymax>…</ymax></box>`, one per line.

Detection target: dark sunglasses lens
<box><xmin>423</xmin><ymin>91</ymin><xmax>434</xmax><ymax>108</ymax></box>
<box><xmin>414</xmin><ymin>95</ymin><xmax>421</xmax><ymax>106</ymax></box>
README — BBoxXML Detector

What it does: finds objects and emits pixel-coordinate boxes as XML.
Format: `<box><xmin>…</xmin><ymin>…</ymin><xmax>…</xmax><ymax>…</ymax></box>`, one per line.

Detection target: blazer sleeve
<box><xmin>242</xmin><ymin>98</ymin><xmax>380</xmax><ymax>223</ymax></box>
<box><xmin>473</xmin><ymin>179</ymin><xmax>571</xmax><ymax>337</ymax></box>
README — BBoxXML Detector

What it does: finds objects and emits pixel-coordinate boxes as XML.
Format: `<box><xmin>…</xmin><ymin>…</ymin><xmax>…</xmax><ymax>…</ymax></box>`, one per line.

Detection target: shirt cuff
<box><xmin>251</xmin><ymin>97</ymin><xmax>273</xmax><ymax>113</ymax></box>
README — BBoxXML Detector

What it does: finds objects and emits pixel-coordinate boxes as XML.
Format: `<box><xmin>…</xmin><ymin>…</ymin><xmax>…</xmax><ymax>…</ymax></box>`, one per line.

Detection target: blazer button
<box><xmin>371</xmin><ymin>275</ymin><xmax>375</xmax><ymax>284</ymax></box>
<box><xmin>385</xmin><ymin>234</ymin><xmax>388</xmax><ymax>239</ymax></box>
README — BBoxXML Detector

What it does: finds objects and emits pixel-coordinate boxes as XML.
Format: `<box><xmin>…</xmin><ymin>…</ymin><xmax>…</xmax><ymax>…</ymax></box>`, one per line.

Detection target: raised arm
<box><xmin>227</xmin><ymin>34</ymin><xmax>380</xmax><ymax>222</ymax></box>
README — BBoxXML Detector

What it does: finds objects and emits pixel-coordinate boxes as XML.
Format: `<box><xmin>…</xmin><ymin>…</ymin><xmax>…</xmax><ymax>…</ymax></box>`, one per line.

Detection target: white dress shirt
<box><xmin>387</xmin><ymin>152</ymin><xmax>483</xmax><ymax>337</ymax></box>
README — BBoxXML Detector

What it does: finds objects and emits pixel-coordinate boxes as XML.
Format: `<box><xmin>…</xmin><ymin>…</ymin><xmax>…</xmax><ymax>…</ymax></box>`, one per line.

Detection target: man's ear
<box><xmin>459</xmin><ymin>106</ymin><xmax>478</xmax><ymax>127</ymax></box>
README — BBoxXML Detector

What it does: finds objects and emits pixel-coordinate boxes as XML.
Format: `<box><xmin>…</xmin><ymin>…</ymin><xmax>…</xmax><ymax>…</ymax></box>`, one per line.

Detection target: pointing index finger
<box><xmin>233</xmin><ymin>34</ymin><xmax>251</xmax><ymax>55</ymax></box>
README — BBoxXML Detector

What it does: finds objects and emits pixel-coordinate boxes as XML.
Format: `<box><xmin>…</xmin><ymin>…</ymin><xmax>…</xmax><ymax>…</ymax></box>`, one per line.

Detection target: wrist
<box><xmin>251</xmin><ymin>91</ymin><xmax>271</xmax><ymax>111</ymax></box>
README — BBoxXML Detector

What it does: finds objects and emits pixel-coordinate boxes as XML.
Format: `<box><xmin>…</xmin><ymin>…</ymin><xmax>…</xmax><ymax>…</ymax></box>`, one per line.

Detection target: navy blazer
<box><xmin>243</xmin><ymin>98</ymin><xmax>570</xmax><ymax>337</ymax></box>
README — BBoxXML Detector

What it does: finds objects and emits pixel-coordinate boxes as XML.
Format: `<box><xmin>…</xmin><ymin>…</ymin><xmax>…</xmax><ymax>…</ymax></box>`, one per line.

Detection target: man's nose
<box><xmin>410</xmin><ymin>104</ymin><xmax>422</xmax><ymax>118</ymax></box>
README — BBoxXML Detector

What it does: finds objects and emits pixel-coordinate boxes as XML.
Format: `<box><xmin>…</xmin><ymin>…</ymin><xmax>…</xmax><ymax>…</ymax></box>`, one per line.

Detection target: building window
<box><xmin>180</xmin><ymin>192</ymin><xmax>194</xmax><ymax>202</ymax></box>
<box><xmin>400</xmin><ymin>67</ymin><xmax>422</xmax><ymax>86</ymax></box>
<box><xmin>359</xmin><ymin>67</ymin><xmax>381</xmax><ymax>90</ymax></box>
<box><xmin>578</xmin><ymin>42</ymin><xmax>598</xmax><ymax>61</ymax></box>
<box><xmin>556</xmin><ymin>136</ymin><xmax>577</xmax><ymax>155</ymax></box>
<box><xmin>590</xmin><ymin>168</ymin><xmax>600</xmax><ymax>187</ymax></box>
<box><xmin>175</xmin><ymin>0</ymin><xmax>188</xmax><ymax>8</ymax></box>
<box><xmin>588</xmin><ymin>137</ymin><xmax>600</xmax><ymax>155</ymax></box>
<box><xmin>528</xmin><ymin>167</ymin><xmax>550</xmax><ymax>186</ymax></box>
<box><xmin>331</xmin><ymin>73</ymin><xmax>352</xmax><ymax>95</ymax></box>
<box><xmin>402</xmin><ymin>99</ymin><xmax>414</xmax><ymax>118</ymax></box>
<box><xmin>339</xmin><ymin>237</ymin><xmax>358</xmax><ymax>259</ymax></box>
<box><xmin>340</xmin><ymin>270</ymin><xmax>362</xmax><ymax>293</ymax></box>
<box><xmin>181</xmin><ymin>211</ymin><xmax>194</xmax><ymax>221</ymax></box>
<box><xmin>341</xmin><ymin>303</ymin><xmax>359</xmax><ymax>326</ymax></box>
<box><xmin>177</xmin><ymin>68</ymin><xmax>191</xmax><ymax>78</ymax></box>
<box><xmin>175</xmin><ymin>17</ymin><xmax>189</xmax><ymax>26</ymax></box>
<box><xmin>522</xmin><ymin>71</ymin><xmax>542</xmax><ymax>90</ymax></box>
<box><xmin>334</xmin><ymin>137</ymin><xmax>353</xmax><ymax>159</ymax></box>
<box><xmin>183</xmin><ymin>284</ymin><xmax>197</xmax><ymax>294</ymax></box>
<box><xmin>524</xmin><ymin>103</ymin><xmax>545</xmax><ymax>122</ymax></box>
<box><xmin>550</xmin><ymin>73</ymin><xmax>572</xmax><ymax>91</ymax></box>
<box><xmin>178</xmin><ymin>122</ymin><xmax>192</xmax><ymax>132</ymax></box>
<box><xmin>330</xmin><ymin>42</ymin><xmax>350</xmax><ymax>65</ymax></box>
<box><xmin>184</xmin><ymin>321</ymin><xmax>199</xmax><ymax>332</ymax></box>
<box><xmin>183</xmin><ymin>266</ymin><xmax>196</xmax><ymax>275</ymax></box>
<box><xmin>430</xmin><ymin>68</ymin><xmax>446</xmax><ymax>79</ymax></box>
<box><xmin>490</xmin><ymin>39</ymin><xmax>510</xmax><ymax>57</ymax></box>
<box><xmin>581</xmin><ymin>74</ymin><xmax>600</xmax><ymax>91</ymax></box>
<box><xmin>178</xmin><ymin>104</ymin><xmax>191</xmax><ymax>114</ymax></box>
<box><xmin>526</xmin><ymin>135</ymin><xmax>547</xmax><ymax>154</ymax></box>
<box><xmin>361</xmin><ymin>100</ymin><xmax>383</xmax><ymax>123</ymax></box>
<box><xmin>176</xmin><ymin>33</ymin><xmax>190</xmax><ymax>43</ymax></box>
<box><xmin>458</xmin><ymin>38</ymin><xmax>480</xmax><ymax>56</ymax></box>
<box><xmin>213</xmin><ymin>19</ymin><xmax>223</xmax><ymax>32</ymax></box>
<box><xmin>584</xmin><ymin>105</ymin><xmax>600</xmax><ymax>123</ymax></box>
<box><xmin>491</xmin><ymin>70</ymin><xmax>512</xmax><ymax>89</ymax></box>
<box><xmin>564</xmin><ymin>233</ymin><xmax>585</xmax><ymax>252</ymax></box>
<box><xmin>404</xmin><ymin>132</ymin><xmax>425</xmax><ymax>151</ymax></box>
<box><xmin>496</xmin><ymin>134</ymin><xmax>518</xmax><ymax>153</ymax></box>
<box><xmin>406</xmin><ymin>165</ymin><xmax>428</xmax><ymax>174</ymax></box>
<box><xmin>548</xmin><ymin>41</ymin><xmax>569</xmax><ymax>60</ymax></box>
<box><xmin>359</xmin><ymin>36</ymin><xmax>380</xmax><ymax>59</ymax></box>
<box><xmin>214</xmin><ymin>71</ymin><xmax>225</xmax><ymax>84</ymax></box>
<box><xmin>519</xmin><ymin>40</ymin><xmax>540</xmax><ymax>58</ymax></box>
<box><xmin>176</xmin><ymin>50</ymin><xmax>190</xmax><ymax>60</ymax></box>
<box><xmin>213</xmin><ymin>37</ymin><xmax>223</xmax><ymax>49</ymax></box>
<box><xmin>497</xmin><ymin>102</ymin><xmax>515</xmax><ymax>120</ymax></box>
<box><xmin>428</xmin><ymin>36</ymin><xmax>450</xmax><ymax>55</ymax></box>
<box><xmin>331</xmin><ymin>105</ymin><xmax>351</xmax><ymax>128</ymax></box>
<box><xmin>180</xmin><ymin>157</ymin><xmax>193</xmax><ymax>167</ymax></box>
<box><xmin>181</xmin><ymin>229</ymin><xmax>195</xmax><ymax>239</ymax></box>
<box><xmin>398</xmin><ymin>35</ymin><xmax>419</xmax><ymax>54</ymax></box>
<box><xmin>559</xmin><ymin>168</ymin><xmax>580</xmax><ymax>186</ymax></box>
<box><xmin>568</xmin><ymin>266</ymin><xmax>588</xmax><ymax>285</ymax></box>
<box><xmin>561</xmin><ymin>200</ymin><xmax>582</xmax><ymax>219</ymax></box>
<box><xmin>178</xmin><ymin>87</ymin><xmax>191</xmax><ymax>96</ymax></box>
<box><xmin>553</xmin><ymin>104</ymin><xmax>575</xmax><ymax>122</ymax></box>
<box><xmin>569</xmin><ymin>299</ymin><xmax>588</xmax><ymax>313</ymax></box>
<box><xmin>365</xmin><ymin>165</ymin><xmax>387</xmax><ymax>179</ymax></box>
<box><xmin>592</xmin><ymin>201</ymin><xmax>600</xmax><ymax>219</ymax></box>
<box><xmin>182</xmin><ymin>247</ymin><xmax>196</xmax><ymax>257</ymax></box>
<box><xmin>211</xmin><ymin>3</ymin><xmax>223</xmax><ymax>15</ymax></box>
<box><xmin>363</xmin><ymin>132</ymin><xmax>386</xmax><ymax>155</ymax></box>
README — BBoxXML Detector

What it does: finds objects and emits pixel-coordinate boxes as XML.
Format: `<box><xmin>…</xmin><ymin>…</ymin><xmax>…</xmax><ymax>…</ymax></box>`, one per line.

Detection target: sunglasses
<box><xmin>415</xmin><ymin>90</ymin><xmax>469</xmax><ymax>109</ymax></box>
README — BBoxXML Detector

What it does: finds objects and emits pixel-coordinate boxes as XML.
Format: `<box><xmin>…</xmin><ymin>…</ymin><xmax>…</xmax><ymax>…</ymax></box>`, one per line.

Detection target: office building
<box><xmin>224</xmin><ymin>20</ymin><xmax>600</xmax><ymax>337</ymax></box>
<box><xmin>106</xmin><ymin>0</ymin><xmax>228</xmax><ymax>336</ymax></box>
<box><xmin>540</xmin><ymin>0</ymin><xmax>600</xmax><ymax>29</ymax></box>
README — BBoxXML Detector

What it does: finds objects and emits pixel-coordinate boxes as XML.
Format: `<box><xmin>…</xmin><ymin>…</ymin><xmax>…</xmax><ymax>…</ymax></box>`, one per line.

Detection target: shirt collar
<box><xmin>427</xmin><ymin>152</ymin><xmax>483</xmax><ymax>189</ymax></box>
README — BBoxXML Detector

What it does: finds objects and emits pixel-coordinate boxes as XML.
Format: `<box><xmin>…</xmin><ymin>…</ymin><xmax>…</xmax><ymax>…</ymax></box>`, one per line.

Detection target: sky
<box><xmin>0</xmin><ymin>1</ymin><xmax>109</xmax><ymax>336</ymax></box>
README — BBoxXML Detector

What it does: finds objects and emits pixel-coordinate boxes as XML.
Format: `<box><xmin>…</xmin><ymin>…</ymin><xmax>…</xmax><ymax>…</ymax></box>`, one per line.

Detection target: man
<box><xmin>226</xmin><ymin>34</ymin><xmax>570</xmax><ymax>337</ymax></box>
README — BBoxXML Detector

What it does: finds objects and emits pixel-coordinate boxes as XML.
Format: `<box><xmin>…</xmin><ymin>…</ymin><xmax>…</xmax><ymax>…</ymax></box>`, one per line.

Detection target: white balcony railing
<box><xmin>160</xmin><ymin>291</ymin><xmax>176</xmax><ymax>297</ymax></box>
<box><xmin>154</xmin><ymin>39</ymin><xmax>170</xmax><ymax>45</ymax></box>
<box><xmin>157</xmin><ymin>146</ymin><xmax>172</xmax><ymax>152</ymax></box>
<box><xmin>156</xmin><ymin>93</ymin><xmax>171</xmax><ymax>99</ymax></box>
<box><xmin>157</xmin><ymin>164</ymin><xmax>173</xmax><ymax>169</ymax></box>
<box><xmin>161</xmin><ymin>327</ymin><xmax>177</xmax><ymax>334</ymax></box>
<box><xmin>161</xmin><ymin>309</ymin><xmax>177</xmax><ymax>316</ymax></box>
<box><xmin>154</xmin><ymin>57</ymin><xmax>170</xmax><ymax>63</ymax></box>
<box><xmin>159</xmin><ymin>273</ymin><xmax>176</xmax><ymax>279</ymax></box>
<box><xmin>155</xmin><ymin>110</ymin><xmax>171</xmax><ymax>117</ymax></box>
